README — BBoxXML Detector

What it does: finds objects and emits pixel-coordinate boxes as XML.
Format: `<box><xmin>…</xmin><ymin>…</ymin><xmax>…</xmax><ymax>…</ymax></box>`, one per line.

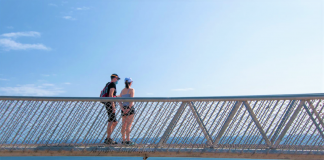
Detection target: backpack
<box><xmin>100</xmin><ymin>82</ymin><xmax>110</xmax><ymax>97</ymax></box>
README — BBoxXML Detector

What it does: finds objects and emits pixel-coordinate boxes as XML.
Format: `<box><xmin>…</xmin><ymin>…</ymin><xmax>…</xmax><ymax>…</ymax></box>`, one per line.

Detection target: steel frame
<box><xmin>0</xmin><ymin>94</ymin><xmax>324</xmax><ymax>159</ymax></box>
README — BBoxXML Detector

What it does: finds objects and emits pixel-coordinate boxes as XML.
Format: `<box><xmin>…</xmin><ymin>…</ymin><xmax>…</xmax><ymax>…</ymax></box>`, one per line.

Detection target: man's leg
<box><xmin>105</xmin><ymin>114</ymin><xmax>118</xmax><ymax>144</ymax></box>
<box><xmin>111</xmin><ymin>121</ymin><xmax>118</xmax><ymax>136</ymax></box>
<box><xmin>106</xmin><ymin>103</ymin><xmax>113</xmax><ymax>139</ymax></box>
<box><xmin>107</xmin><ymin>112</ymin><xmax>118</xmax><ymax>139</ymax></box>
<box><xmin>107</xmin><ymin>121</ymin><xmax>113</xmax><ymax>139</ymax></box>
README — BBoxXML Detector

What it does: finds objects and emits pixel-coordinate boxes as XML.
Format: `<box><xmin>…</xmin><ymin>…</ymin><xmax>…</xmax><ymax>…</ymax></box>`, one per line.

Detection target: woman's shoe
<box><xmin>126</xmin><ymin>141</ymin><xmax>135</xmax><ymax>145</ymax></box>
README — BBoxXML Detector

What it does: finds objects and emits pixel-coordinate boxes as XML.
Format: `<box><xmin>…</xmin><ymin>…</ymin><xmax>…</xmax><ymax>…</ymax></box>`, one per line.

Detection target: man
<box><xmin>104</xmin><ymin>73</ymin><xmax>120</xmax><ymax>144</ymax></box>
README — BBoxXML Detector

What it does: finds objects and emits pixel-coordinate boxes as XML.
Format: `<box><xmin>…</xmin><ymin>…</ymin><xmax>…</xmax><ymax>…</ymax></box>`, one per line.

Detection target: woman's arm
<box><xmin>129</xmin><ymin>89</ymin><xmax>135</xmax><ymax>107</ymax></box>
<box><xmin>118</xmin><ymin>89</ymin><xmax>124</xmax><ymax>111</ymax></box>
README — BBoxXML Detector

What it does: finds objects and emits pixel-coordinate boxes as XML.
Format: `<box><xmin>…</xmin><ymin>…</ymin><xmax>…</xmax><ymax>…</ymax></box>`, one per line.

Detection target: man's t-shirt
<box><xmin>107</xmin><ymin>82</ymin><xmax>116</xmax><ymax>97</ymax></box>
<box><xmin>105</xmin><ymin>82</ymin><xmax>117</xmax><ymax>109</ymax></box>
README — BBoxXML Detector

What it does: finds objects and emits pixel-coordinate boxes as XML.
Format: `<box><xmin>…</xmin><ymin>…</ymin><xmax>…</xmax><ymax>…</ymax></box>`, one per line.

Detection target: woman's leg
<box><xmin>121</xmin><ymin>116</ymin><xmax>127</xmax><ymax>142</ymax></box>
<box><xmin>126</xmin><ymin>114</ymin><xmax>134</xmax><ymax>141</ymax></box>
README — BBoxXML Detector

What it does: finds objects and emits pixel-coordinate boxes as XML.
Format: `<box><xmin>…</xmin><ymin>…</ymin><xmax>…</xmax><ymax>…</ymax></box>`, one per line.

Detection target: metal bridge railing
<box><xmin>0</xmin><ymin>94</ymin><xmax>324</xmax><ymax>159</ymax></box>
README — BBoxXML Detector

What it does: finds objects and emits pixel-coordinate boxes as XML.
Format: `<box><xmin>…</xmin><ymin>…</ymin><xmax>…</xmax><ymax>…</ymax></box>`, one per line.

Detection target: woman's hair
<box><xmin>125</xmin><ymin>82</ymin><xmax>130</xmax><ymax>89</ymax></box>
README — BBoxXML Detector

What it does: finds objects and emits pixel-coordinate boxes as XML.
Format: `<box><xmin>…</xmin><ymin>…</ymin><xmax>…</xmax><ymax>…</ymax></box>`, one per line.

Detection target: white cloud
<box><xmin>0</xmin><ymin>38</ymin><xmax>50</xmax><ymax>51</ymax></box>
<box><xmin>0</xmin><ymin>84</ymin><xmax>64</xmax><ymax>96</ymax></box>
<box><xmin>63</xmin><ymin>82</ymin><xmax>71</xmax><ymax>85</ymax></box>
<box><xmin>0</xmin><ymin>78</ymin><xmax>9</xmax><ymax>81</ymax></box>
<box><xmin>0</xmin><ymin>31</ymin><xmax>50</xmax><ymax>51</ymax></box>
<box><xmin>76</xmin><ymin>7</ymin><xmax>89</xmax><ymax>10</ymax></box>
<box><xmin>41</xmin><ymin>74</ymin><xmax>57</xmax><ymax>77</ymax></box>
<box><xmin>1</xmin><ymin>31</ymin><xmax>40</xmax><ymax>38</ymax></box>
<box><xmin>48</xmin><ymin>3</ymin><xmax>57</xmax><ymax>7</ymax></box>
<box><xmin>171</xmin><ymin>88</ymin><xmax>194</xmax><ymax>91</ymax></box>
<box><xmin>63</xmin><ymin>16</ymin><xmax>76</xmax><ymax>20</ymax></box>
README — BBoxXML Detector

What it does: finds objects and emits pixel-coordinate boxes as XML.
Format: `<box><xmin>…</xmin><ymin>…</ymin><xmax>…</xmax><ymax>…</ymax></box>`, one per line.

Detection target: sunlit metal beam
<box><xmin>242</xmin><ymin>101</ymin><xmax>271</xmax><ymax>147</ymax></box>
<box><xmin>213</xmin><ymin>101</ymin><xmax>242</xmax><ymax>147</ymax></box>
<box><xmin>189</xmin><ymin>102</ymin><xmax>213</xmax><ymax>146</ymax></box>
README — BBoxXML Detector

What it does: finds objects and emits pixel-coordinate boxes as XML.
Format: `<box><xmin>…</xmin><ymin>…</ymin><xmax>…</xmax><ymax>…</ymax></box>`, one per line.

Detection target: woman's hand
<box><xmin>124</xmin><ymin>109</ymin><xmax>130</xmax><ymax>114</ymax></box>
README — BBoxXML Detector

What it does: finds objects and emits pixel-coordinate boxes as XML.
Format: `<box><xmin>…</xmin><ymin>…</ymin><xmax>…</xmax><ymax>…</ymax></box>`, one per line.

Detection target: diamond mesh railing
<box><xmin>0</xmin><ymin>94</ymin><xmax>324</xmax><ymax>159</ymax></box>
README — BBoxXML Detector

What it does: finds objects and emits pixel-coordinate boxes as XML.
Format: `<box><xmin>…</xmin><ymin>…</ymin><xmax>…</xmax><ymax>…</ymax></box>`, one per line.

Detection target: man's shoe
<box><xmin>104</xmin><ymin>138</ymin><xmax>118</xmax><ymax>145</ymax></box>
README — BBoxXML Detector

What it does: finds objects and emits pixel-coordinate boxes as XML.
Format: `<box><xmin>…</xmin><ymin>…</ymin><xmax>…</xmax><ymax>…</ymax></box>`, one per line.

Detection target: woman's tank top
<box><xmin>121</xmin><ymin>89</ymin><xmax>131</xmax><ymax>106</ymax></box>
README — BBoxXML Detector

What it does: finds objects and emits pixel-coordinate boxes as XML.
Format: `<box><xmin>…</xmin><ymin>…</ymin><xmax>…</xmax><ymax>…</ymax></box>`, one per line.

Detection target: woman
<box><xmin>119</xmin><ymin>77</ymin><xmax>135</xmax><ymax>145</ymax></box>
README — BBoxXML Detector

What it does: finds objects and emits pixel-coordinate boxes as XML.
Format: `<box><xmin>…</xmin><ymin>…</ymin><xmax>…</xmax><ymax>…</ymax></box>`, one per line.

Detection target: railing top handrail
<box><xmin>0</xmin><ymin>93</ymin><xmax>324</xmax><ymax>102</ymax></box>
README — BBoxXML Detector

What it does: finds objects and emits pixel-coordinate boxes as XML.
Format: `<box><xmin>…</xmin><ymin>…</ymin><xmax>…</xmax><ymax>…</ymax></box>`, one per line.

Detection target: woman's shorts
<box><xmin>104</xmin><ymin>102</ymin><xmax>117</xmax><ymax>122</ymax></box>
<box><xmin>121</xmin><ymin>106</ymin><xmax>135</xmax><ymax>117</ymax></box>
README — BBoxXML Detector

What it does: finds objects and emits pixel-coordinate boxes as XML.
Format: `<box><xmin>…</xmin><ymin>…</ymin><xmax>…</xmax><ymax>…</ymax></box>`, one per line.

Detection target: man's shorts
<box><xmin>104</xmin><ymin>102</ymin><xmax>117</xmax><ymax>122</ymax></box>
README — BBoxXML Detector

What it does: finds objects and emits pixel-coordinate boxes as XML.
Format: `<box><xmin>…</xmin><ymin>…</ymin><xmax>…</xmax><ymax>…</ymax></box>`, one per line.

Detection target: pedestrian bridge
<box><xmin>0</xmin><ymin>94</ymin><xmax>323</xmax><ymax>160</ymax></box>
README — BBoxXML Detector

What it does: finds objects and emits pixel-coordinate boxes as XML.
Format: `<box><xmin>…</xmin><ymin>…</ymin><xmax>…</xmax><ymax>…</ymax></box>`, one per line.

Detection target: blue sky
<box><xmin>0</xmin><ymin>0</ymin><xmax>323</xmax><ymax>97</ymax></box>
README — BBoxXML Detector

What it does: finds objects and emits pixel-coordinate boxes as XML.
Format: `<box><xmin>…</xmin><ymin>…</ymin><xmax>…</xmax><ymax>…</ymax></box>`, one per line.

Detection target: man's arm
<box><xmin>109</xmin><ymin>88</ymin><xmax>116</xmax><ymax>112</ymax></box>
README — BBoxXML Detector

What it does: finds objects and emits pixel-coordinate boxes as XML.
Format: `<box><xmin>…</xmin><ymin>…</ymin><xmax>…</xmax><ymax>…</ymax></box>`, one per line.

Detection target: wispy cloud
<box><xmin>1</xmin><ymin>31</ymin><xmax>41</xmax><ymax>38</ymax></box>
<box><xmin>6</xmin><ymin>26</ymin><xmax>13</xmax><ymax>29</ymax></box>
<box><xmin>48</xmin><ymin>3</ymin><xmax>57</xmax><ymax>7</ymax></box>
<box><xmin>0</xmin><ymin>84</ymin><xmax>64</xmax><ymax>96</ymax></box>
<box><xmin>0</xmin><ymin>38</ymin><xmax>50</xmax><ymax>51</ymax></box>
<box><xmin>0</xmin><ymin>31</ymin><xmax>50</xmax><ymax>51</ymax></box>
<box><xmin>76</xmin><ymin>7</ymin><xmax>90</xmax><ymax>10</ymax></box>
<box><xmin>63</xmin><ymin>82</ymin><xmax>71</xmax><ymax>85</ymax></box>
<box><xmin>63</xmin><ymin>16</ymin><xmax>76</xmax><ymax>20</ymax></box>
<box><xmin>41</xmin><ymin>74</ymin><xmax>57</xmax><ymax>77</ymax></box>
<box><xmin>0</xmin><ymin>78</ymin><xmax>9</xmax><ymax>81</ymax></box>
<box><xmin>171</xmin><ymin>88</ymin><xmax>194</xmax><ymax>91</ymax></box>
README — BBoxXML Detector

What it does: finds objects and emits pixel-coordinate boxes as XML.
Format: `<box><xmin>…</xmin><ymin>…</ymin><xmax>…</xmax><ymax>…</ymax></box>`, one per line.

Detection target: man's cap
<box><xmin>111</xmin><ymin>73</ymin><xmax>120</xmax><ymax>80</ymax></box>
<box><xmin>125</xmin><ymin>77</ymin><xmax>133</xmax><ymax>83</ymax></box>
